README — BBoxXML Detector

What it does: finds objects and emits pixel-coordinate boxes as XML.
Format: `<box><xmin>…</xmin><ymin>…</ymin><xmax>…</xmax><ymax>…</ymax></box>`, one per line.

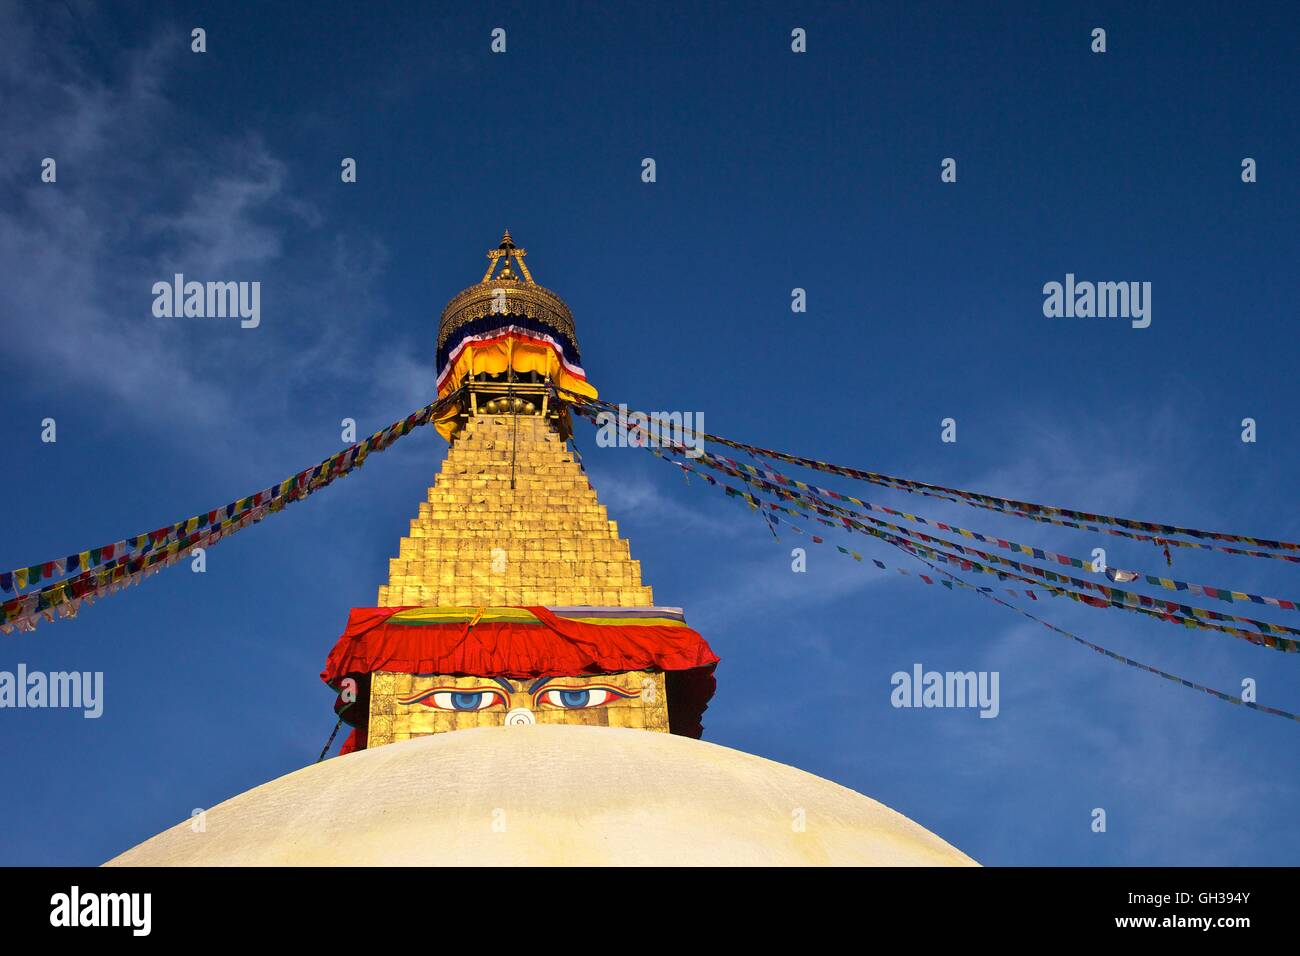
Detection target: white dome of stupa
<box><xmin>106</xmin><ymin>724</ymin><xmax>976</xmax><ymax>866</ymax></box>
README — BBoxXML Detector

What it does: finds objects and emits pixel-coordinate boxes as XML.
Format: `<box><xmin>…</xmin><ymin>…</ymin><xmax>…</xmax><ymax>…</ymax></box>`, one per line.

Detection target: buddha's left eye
<box><xmin>536</xmin><ymin>685</ymin><xmax>634</xmax><ymax>709</ymax></box>
<box><xmin>398</xmin><ymin>688</ymin><xmax>507</xmax><ymax>711</ymax></box>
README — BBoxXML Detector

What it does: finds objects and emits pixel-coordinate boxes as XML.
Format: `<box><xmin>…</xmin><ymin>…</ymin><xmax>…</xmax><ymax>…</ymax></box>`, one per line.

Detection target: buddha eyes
<box><xmin>398</xmin><ymin>688</ymin><xmax>507</xmax><ymax>711</ymax></box>
<box><xmin>536</xmin><ymin>685</ymin><xmax>634</xmax><ymax>709</ymax></box>
<box><xmin>398</xmin><ymin>683</ymin><xmax>637</xmax><ymax>712</ymax></box>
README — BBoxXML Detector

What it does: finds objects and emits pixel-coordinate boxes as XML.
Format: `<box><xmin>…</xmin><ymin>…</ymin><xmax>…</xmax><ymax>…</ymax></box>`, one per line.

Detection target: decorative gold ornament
<box><xmin>437</xmin><ymin>230</ymin><xmax>578</xmax><ymax>353</ymax></box>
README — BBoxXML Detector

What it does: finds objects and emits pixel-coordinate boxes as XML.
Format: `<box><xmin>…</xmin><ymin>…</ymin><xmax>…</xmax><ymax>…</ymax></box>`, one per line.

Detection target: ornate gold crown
<box><xmin>437</xmin><ymin>230</ymin><xmax>578</xmax><ymax>357</ymax></box>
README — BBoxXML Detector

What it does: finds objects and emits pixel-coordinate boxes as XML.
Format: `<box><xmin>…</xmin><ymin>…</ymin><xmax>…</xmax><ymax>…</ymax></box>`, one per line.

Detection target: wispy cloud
<box><xmin>590</xmin><ymin>463</ymin><xmax>747</xmax><ymax>539</ymax></box>
<box><xmin>0</xmin><ymin>8</ymin><xmax>429</xmax><ymax>461</ymax></box>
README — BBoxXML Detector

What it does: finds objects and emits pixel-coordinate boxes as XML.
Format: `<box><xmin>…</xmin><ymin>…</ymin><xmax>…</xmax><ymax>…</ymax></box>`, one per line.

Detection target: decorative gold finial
<box><xmin>482</xmin><ymin>229</ymin><xmax>533</xmax><ymax>283</ymax></box>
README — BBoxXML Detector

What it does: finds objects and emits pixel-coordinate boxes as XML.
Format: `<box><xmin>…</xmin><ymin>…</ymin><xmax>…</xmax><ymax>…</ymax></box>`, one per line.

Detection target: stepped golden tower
<box><xmin>321</xmin><ymin>232</ymin><xmax>719</xmax><ymax>750</ymax></box>
<box><xmin>108</xmin><ymin>234</ymin><xmax>975</xmax><ymax>867</ymax></box>
<box><xmin>389</xmin><ymin>231</ymin><xmax>645</xmax><ymax>615</ymax></box>
<box><xmin>377</xmin><ymin>415</ymin><xmax>652</xmax><ymax>610</ymax></box>
<box><xmin>362</xmin><ymin>414</ymin><xmax>676</xmax><ymax>745</ymax></box>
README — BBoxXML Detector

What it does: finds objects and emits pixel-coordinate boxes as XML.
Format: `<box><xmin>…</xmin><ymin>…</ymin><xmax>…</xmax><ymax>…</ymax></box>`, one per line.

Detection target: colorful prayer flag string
<box><xmin>695</xmin><ymin>448</ymin><xmax>1300</xmax><ymax>613</ymax></box>
<box><xmin>0</xmin><ymin>389</ymin><xmax>463</xmax><ymax>633</ymax></box>
<box><xmin>588</xmin><ymin>405</ymin><xmax>1300</xmax><ymax>651</ymax></box>
<box><xmin>899</xmin><ymin>550</ymin><xmax>1300</xmax><ymax>724</ymax></box>
<box><xmin>609</xmin><ymin>423</ymin><xmax>1300</xmax><ymax>655</ymax></box>
<box><xmin>565</xmin><ymin>395</ymin><xmax>1300</xmax><ymax>557</ymax></box>
<box><xmin>585</xmin><ymin>422</ymin><xmax>1300</xmax><ymax>725</ymax></box>
<box><xmin>724</xmin><ymin>484</ymin><xmax>1055</xmax><ymax>601</ymax></box>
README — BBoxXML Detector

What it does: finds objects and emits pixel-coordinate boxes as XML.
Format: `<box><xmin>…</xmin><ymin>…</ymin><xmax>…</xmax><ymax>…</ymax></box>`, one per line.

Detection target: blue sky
<box><xmin>2</xmin><ymin>1</ymin><xmax>1298</xmax><ymax>865</ymax></box>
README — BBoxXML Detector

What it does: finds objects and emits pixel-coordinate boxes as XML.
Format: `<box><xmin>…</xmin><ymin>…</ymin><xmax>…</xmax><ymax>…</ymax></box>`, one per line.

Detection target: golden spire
<box><xmin>436</xmin><ymin>232</ymin><xmax>592</xmax><ymax>441</ymax></box>
<box><xmin>481</xmin><ymin>228</ymin><xmax>534</xmax><ymax>284</ymax></box>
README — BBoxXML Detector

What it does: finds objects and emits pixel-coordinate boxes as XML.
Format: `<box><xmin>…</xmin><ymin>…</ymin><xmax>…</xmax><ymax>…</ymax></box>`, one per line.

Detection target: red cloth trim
<box><xmin>322</xmin><ymin>606</ymin><xmax>718</xmax><ymax>685</ymax></box>
<box><xmin>321</xmin><ymin>606</ymin><xmax>720</xmax><ymax>740</ymax></box>
<box><xmin>338</xmin><ymin>728</ymin><xmax>366</xmax><ymax>756</ymax></box>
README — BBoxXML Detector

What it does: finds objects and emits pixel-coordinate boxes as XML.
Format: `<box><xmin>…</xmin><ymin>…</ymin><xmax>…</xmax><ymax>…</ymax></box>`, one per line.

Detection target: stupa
<box><xmin>107</xmin><ymin>233</ymin><xmax>976</xmax><ymax>867</ymax></box>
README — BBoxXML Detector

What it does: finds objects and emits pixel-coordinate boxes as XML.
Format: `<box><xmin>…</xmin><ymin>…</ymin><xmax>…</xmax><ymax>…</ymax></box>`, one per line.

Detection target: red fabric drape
<box><xmin>322</xmin><ymin>606</ymin><xmax>718</xmax><ymax>684</ymax></box>
<box><xmin>321</xmin><ymin>607</ymin><xmax>719</xmax><ymax>740</ymax></box>
<box><xmin>338</xmin><ymin>728</ymin><xmax>366</xmax><ymax>755</ymax></box>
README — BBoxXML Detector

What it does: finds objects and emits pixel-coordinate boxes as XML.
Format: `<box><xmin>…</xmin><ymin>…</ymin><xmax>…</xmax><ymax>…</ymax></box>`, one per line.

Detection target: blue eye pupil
<box><xmin>451</xmin><ymin>692</ymin><xmax>484</xmax><ymax>710</ymax></box>
<box><xmin>559</xmin><ymin>689</ymin><xmax>590</xmax><ymax>708</ymax></box>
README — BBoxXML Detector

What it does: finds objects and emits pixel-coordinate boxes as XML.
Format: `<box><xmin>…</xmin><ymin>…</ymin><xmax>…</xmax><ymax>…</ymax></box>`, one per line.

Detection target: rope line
<box><xmin>1</xmin><ymin>388</ymin><xmax>464</xmax><ymax>632</ymax></box>
<box><xmin>316</xmin><ymin>716</ymin><xmax>345</xmax><ymax>762</ymax></box>
<box><xmin>563</xmin><ymin>394</ymin><xmax>1300</xmax><ymax>556</ymax></box>
<box><xmin>571</xmin><ymin>412</ymin><xmax>1300</xmax><ymax>725</ymax></box>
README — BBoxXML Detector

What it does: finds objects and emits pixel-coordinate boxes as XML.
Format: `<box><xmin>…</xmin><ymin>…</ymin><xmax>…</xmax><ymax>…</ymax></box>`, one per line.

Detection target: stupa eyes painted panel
<box><xmin>369</xmin><ymin>670</ymin><xmax>670</xmax><ymax>743</ymax></box>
